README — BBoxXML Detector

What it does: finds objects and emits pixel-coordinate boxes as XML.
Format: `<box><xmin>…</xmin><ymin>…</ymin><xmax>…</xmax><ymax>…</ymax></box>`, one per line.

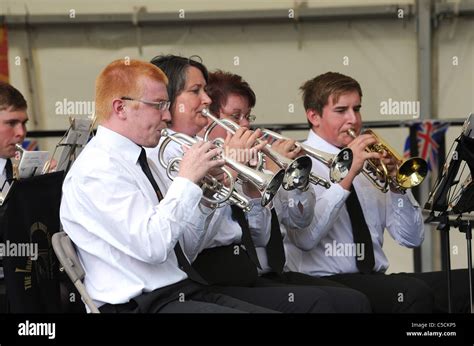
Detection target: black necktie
<box><xmin>230</xmin><ymin>205</ymin><xmax>262</xmax><ymax>269</ymax></box>
<box><xmin>266</xmin><ymin>208</ymin><xmax>286</xmax><ymax>274</ymax></box>
<box><xmin>137</xmin><ymin>148</ymin><xmax>207</xmax><ymax>285</ymax></box>
<box><xmin>138</xmin><ymin>149</ymin><xmax>163</xmax><ymax>200</ymax></box>
<box><xmin>0</xmin><ymin>159</ymin><xmax>11</xmax><ymax>269</ymax></box>
<box><xmin>346</xmin><ymin>185</ymin><xmax>375</xmax><ymax>274</ymax></box>
<box><xmin>5</xmin><ymin>158</ymin><xmax>13</xmax><ymax>180</ymax></box>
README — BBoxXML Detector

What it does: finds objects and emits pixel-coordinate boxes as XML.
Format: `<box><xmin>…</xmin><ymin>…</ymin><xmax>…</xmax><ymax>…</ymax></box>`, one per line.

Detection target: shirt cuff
<box><xmin>166</xmin><ymin>176</ymin><xmax>203</xmax><ymax>209</ymax></box>
<box><xmin>332</xmin><ymin>183</ymin><xmax>351</xmax><ymax>206</ymax></box>
<box><xmin>389</xmin><ymin>190</ymin><xmax>420</xmax><ymax>211</ymax></box>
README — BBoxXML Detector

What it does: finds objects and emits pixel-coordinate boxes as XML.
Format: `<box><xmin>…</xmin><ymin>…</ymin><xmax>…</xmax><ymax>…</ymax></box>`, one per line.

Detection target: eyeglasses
<box><xmin>224</xmin><ymin>112</ymin><xmax>257</xmax><ymax>123</ymax></box>
<box><xmin>121</xmin><ymin>97</ymin><xmax>171</xmax><ymax>111</ymax></box>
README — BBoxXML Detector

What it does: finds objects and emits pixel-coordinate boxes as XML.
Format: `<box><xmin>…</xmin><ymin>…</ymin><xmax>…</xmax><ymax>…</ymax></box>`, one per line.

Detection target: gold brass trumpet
<box><xmin>347</xmin><ymin>128</ymin><xmax>428</xmax><ymax>193</ymax></box>
<box><xmin>158</xmin><ymin>129</ymin><xmax>285</xmax><ymax>209</ymax></box>
<box><xmin>12</xmin><ymin>144</ymin><xmax>25</xmax><ymax>179</ymax></box>
<box><xmin>261</xmin><ymin>129</ymin><xmax>353</xmax><ymax>184</ymax></box>
<box><xmin>15</xmin><ymin>144</ymin><xmax>25</xmax><ymax>153</ymax></box>
<box><xmin>201</xmin><ymin>108</ymin><xmax>321</xmax><ymax>191</ymax></box>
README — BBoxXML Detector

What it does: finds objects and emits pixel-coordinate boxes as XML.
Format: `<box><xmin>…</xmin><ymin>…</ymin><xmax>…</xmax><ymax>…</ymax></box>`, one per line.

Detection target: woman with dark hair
<box><xmin>198</xmin><ymin>70</ymin><xmax>256</xmax><ymax>141</ymax></box>
<box><xmin>146</xmin><ymin>55</ymin><xmax>370</xmax><ymax>313</ymax></box>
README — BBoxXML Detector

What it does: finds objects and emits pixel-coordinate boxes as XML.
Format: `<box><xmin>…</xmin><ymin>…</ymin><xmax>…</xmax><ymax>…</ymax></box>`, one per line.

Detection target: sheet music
<box><xmin>17</xmin><ymin>151</ymin><xmax>50</xmax><ymax>178</ymax></box>
<box><xmin>63</xmin><ymin>118</ymin><xmax>93</xmax><ymax>146</ymax></box>
<box><xmin>56</xmin><ymin>118</ymin><xmax>93</xmax><ymax>172</ymax></box>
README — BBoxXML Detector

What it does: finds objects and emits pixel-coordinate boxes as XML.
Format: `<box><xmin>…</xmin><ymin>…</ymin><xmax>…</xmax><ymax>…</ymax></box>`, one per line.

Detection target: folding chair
<box><xmin>52</xmin><ymin>231</ymin><xmax>100</xmax><ymax>313</ymax></box>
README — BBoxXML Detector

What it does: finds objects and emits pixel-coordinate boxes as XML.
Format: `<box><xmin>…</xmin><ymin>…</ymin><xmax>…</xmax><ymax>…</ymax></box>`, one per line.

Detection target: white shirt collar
<box><xmin>0</xmin><ymin>157</ymin><xmax>7</xmax><ymax>177</ymax></box>
<box><xmin>95</xmin><ymin>125</ymin><xmax>142</xmax><ymax>165</ymax></box>
<box><xmin>306</xmin><ymin>129</ymin><xmax>341</xmax><ymax>154</ymax></box>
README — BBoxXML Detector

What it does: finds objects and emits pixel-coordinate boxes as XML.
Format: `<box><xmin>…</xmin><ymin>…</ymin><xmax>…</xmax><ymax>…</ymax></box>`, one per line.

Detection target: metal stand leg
<box><xmin>444</xmin><ymin>231</ymin><xmax>453</xmax><ymax>313</ymax></box>
<box><xmin>460</xmin><ymin>220</ymin><xmax>473</xmax><ymax>313</ymax></box>
<box><xmin>439</xmin><ymin>217</ymin><xmax>453</xmax><ymax>313</ymax></box>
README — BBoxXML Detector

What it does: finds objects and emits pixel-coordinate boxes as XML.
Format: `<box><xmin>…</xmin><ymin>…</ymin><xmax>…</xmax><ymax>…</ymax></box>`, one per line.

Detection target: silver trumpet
<box><xmin>202</xmin><ymin>108</ymin><xmax>316</xmax><ymax>191</ymax></box>
<box><xmin>158</xmin><ymin>129</ymin><xmax>285</xmax><ymax>209</ymax></box>
<box><xmin>261</xmin><ymin>129</ymin><xmax>353</xmax><ymax>184</ymax></box>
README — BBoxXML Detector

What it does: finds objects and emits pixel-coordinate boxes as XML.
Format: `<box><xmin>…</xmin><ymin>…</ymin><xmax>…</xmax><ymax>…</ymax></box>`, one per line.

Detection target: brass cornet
<box><xmin>1</xmin><ymin>145</ymin><xmax>23</xmax><ymax>204</ymax></box>
<box><xmin>347</xmin><ymin>128</ymin><xmax>428</xmax><ymax>193</ymax></box>
<box><xmin>202</xmin><ymin>108</ymin><xmax>319</xmax><ymax>191</ymax></box>
<box><xmin>158</xmin><ymin>129</ymin><xmax>285</xmax><ymax>209</ymax></box>
<box><xmin>12</xmin><ymin>144</ymin><xmax>26</xmax><ymax>179</ymax></box>
<box><xmin>261</xmin><ymin>129</ymin><xmax>353</xmax><ymax>184</ymax></box>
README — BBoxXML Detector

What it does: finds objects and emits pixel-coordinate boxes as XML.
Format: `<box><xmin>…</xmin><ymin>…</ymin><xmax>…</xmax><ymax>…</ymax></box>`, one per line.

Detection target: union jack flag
<box><xmin>403</xmin><ymin>121</ymin><xmax>449</xmax><ymax>172</ymax></box>
<box><xmin>22</xmin><ymin>139</ymin><xmax>39</xmax><ymax>151</ymax></box>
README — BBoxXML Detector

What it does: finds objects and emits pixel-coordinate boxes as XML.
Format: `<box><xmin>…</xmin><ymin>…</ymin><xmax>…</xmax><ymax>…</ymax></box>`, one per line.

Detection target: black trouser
<box><xmin>314</xmin><ymin>272</ymin><xmax>434</xmax><ymax>313</ymax></box>
<box><xmin>206</xmin><ymin>278</ymin><xmax>336</xmax><ymax>313</ymax></box>
<box><xmin>400</xmin><ymin>269</ymin><xmax>472</xmax><ymax>313</ymax></box>
<box><xmin>261</xmin><ymin>271</ymin><xmax>371</xmax><ymax>313</ymax></box>
<box><xmin>99</xmin><ymin>279</ymin><xmax>277</xmax><ymax>313</ymax></box>
<box><xmin>319</xmin><ymin>269</ymin><xmax>473</xmax><ymax>313</ymax></box>
<box><xmin>192</xmin><ymin>245</ymin><xmax>369</xmax><ymax>313</ymax></box>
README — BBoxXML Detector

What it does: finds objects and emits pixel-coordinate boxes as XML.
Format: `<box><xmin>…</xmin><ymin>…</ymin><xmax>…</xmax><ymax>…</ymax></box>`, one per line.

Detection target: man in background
<box><xmin>0</xmin><ymin>81</ymin><xmax>28</xmax><ymax>200</ymax></box>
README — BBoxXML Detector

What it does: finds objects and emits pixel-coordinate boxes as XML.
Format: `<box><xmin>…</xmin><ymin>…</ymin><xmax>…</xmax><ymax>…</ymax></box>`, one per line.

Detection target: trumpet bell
<box><xmin>397</xmin><ymin>157</ymin><xmax>428</xmax><ymax>189</ymax></box>
<box><xmin>282</xmin><ymin>155</ymin><xmax>313</xmax><ymax>191</ymax></box>
<box><xmin>348</xmin><ymin>128</ymin><xmax>428</xmax><ymax>193</ymax></box>
<box><xmin>261</xmin><ymin>169</ymin><xmax>285</xmax><ymax>206</ymax></box>
<box><xmin>202</xmin><ymin>109</ymin><xmax>315</xmax><ymax>191</ymax></box>
<box><xmin>329</xmin><ymin>148</ymin><xmax>353</xmax><ymax>183</ymax></box>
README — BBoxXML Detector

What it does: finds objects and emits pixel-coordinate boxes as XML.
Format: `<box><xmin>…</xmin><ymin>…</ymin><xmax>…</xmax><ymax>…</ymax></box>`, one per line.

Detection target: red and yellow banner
<box><xmin>0</xmin><ymin>24</ymin><xmax>9</xmax><ymax>83</ymax></box>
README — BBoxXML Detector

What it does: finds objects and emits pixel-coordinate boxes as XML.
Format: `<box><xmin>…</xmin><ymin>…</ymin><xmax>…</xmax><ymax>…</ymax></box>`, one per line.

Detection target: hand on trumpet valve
<box><xmin>265</xmin><ymin>139</ymin><xmax>302</xmax><ymax>173</ymax></box>
<box><xmin>201</xmin><ymin>169</ymin><xmax>229</xmax><ymax>199</ymax></box>
<box><xmin>42</xmin><ymin>157</ymin><xmax>58</xmax><ymax>174</ymax></box>
<box><xmin>48</xmin><ymin>158</ymin><xmax>58</xmax><ymax>172</ymax></box>
<box><xmin>380</xmin><ymin>150</ymin><xmax>400</xmax><ymax>179</ymax></box>
<box><xmin>366</xmin><ymin>150</ymin><xmax>399</xmax><ymax>181</ymax></box>
<box><xmin>178</xmin><ymin>141</ymin><xmax>225</xmax><ymax>184</ymax></box>
<box><xmin>208</xmin><ymin>166</ymin><xmax>233</xmax><ymax>188</ymax></box>
<box><xmin>347</xmin><ymin>133</ymin><xmax>381</xmax><ymax>174</ymax></box>
<box><xmin>223</xmin><ymin>127</ymin><xmax>266</xmax><ymax>166</ymax></box>
<box><xmin>271</xmin><ymin>139</ymin><xmax>303</xmax><ymax>159</ymax></box>
<box><xmin>221</xmin><ymin>128</ymin><xmax>266</xmax><ymax>199</ymax></box>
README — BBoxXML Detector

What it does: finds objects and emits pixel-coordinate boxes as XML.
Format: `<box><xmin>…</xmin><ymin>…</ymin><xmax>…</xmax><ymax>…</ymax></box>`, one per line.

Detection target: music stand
<box><xmin>424</xmin><ymin>113</ymin><xmax>474</xmax><ymax>313</ymax></box>
<box><xmin>53</xmin><ymin>116</ymin><xmax>95</xmax><ymax>175</ymax></box>
<box><xmin>1</xmin><ymin>151</ymin><xmax>50</xmax><ymax>206</ymax></box>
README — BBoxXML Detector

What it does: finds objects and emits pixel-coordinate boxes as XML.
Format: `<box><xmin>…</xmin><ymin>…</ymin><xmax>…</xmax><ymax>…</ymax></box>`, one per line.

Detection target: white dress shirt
<box><xmin>285</xmin><ymin>129</ymin><xmax>424</xmax><ymax>277</ymax></box>
<box><xmin>60</xmin><ymin>126</ymin><xmax>209</xmax><ymax>308</ymax></box>
<box><xmin>0</xmin><ymin>157</ymin><xmax>6</xmax><ymax>279</ymax></box>
<box><xmin>256</xmin><ymin>186</ymin><xmax>316</xmax><ymax>274</ymax></box>
<box><xmin>0</xmin><ymin>157</ymin><xmax>7</xmax><ymax>179</ymax></box>
<box><xmin>0</xmin><ymin>157</ymin><xmax>10</xmax><ymax>198</ymax></box>
<box><xmin>146</xmin><ymin>129</ymin><xmax>272</xmax><ymax>262</ymax></box>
